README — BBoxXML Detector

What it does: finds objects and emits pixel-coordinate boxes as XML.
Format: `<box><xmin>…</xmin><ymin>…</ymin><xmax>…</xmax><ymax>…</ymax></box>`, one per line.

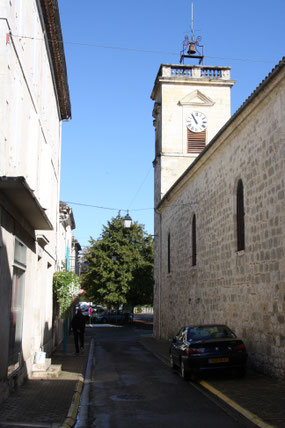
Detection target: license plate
<box><xmin>209</xmin><ymin>357</ymin><xmax>229</xmax><ymax>364</ymax></box>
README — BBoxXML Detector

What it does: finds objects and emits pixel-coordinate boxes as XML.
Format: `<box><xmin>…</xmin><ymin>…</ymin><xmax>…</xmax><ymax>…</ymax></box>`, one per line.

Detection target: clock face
<box><xmin>186</xmin><ymin>111</ymin><xmax>207</xmax><ymax>133</ymax></box>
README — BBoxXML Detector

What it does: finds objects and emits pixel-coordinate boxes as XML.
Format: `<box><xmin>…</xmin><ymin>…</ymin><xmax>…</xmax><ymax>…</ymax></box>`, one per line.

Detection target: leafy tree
<box><xmin>53</xmin><ymin>271</ymin><xmax>81</xmax><ymax>318</ymax></box>
<box><xmin>82</xmin><ymin>213</ymin><xmax>153</xmax><ymax>309</ymax></box>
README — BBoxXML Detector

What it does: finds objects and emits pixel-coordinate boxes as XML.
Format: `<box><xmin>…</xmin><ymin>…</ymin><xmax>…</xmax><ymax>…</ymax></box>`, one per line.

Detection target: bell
<box><xmin>187</xmin><ymin>42</ymin><xmax>196</xmax><ymax>55</ymax></box>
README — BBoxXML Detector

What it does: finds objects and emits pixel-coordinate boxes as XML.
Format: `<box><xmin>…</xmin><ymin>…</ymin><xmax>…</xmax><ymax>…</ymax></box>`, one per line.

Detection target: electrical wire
<box><xmin>10</xmin><ymin>33</ymin><xmax>275</xmax><ymax>63</ymax></box>
<box><xmin>127</xmin><ymin>164</ymin><xmax>153</xmax><ymax>210</ymax></box>
<box><xmin>63</xmin><ymin>201</ymin><xmax>154</xmax><ymax>212</ymax></box>
<box><xmin>11</xmin><ymin>33</ymin><xmax>179</xmax><ymax>56</ymax></box>
<box><xmin>63</xmin><ymin>200</ymin><xmax>198</xmax><ymax>213</ymax></box>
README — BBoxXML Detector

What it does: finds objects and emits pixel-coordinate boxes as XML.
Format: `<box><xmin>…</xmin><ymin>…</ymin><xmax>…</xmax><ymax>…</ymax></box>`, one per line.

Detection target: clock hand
<box><xmin>191</xmin><ymin>114</ymin><xmax>198</xmax><ymax>124</ymax></box>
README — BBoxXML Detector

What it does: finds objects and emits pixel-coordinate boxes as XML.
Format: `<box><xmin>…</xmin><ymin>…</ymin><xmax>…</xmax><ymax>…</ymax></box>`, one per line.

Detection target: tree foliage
<box><xmin>53</xmin><ymin>271</ymin><xmax>81</xmax><ymax>318</ymax></box>
<box><xmin>82</xmin><ymin>213</ymin><xmax>153</xmax><ymax>309</ymax></box>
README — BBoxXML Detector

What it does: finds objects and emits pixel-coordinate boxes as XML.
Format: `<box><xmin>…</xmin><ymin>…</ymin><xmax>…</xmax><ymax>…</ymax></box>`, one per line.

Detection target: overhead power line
<box><xmin>63</xmin><ymin>200</ymin><xmax>199</xmax><ymax>213</ymax></box>
<box><xmin>127</xmin><ymin>165</ymin><xmax>153</xmax><ymax>210</ymax></box>
<box><xmin>10</xmin><ymin>33</ymin><xmax>274</xmax><ymax>63</ymax></box>
<box><xmin>64</xmin><ymin>201</ymin><xmax>154</xmax><ymax>212</ymax></box>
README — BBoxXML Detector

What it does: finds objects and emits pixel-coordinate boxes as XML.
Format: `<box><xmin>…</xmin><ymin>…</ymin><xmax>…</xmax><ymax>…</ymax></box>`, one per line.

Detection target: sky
<box><xmin>58</xmin><ymin>0</ymin><xmax>285</xmax><ymax>249</ymax></box>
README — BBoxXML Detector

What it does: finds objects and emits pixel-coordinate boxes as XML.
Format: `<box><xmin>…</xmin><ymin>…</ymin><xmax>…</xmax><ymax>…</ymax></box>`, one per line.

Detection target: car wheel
<box><xmin>180</xmin><ymin>360</ymin><xmax>190</xmax><ymax>380</ymax></box>
<box><xmin>169</xmin><ymin>353</ymin><xmax>176</xmax><ymax>369</ymax></box>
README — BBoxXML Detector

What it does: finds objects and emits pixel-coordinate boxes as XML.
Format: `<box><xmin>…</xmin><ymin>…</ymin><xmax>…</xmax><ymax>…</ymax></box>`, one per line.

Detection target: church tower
<box><xmin>151</xmin><ymin>34</ymin><xmax>235</xmax><ymax>206</ymax></box>
<box><xmin>151</xmin><ymin>13</ymin><xmax>235</xmax><ymax>338</ymax></box>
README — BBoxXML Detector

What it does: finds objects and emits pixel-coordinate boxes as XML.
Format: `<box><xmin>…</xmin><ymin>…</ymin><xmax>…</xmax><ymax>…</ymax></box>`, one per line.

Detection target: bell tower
<box><xmin>151</xmin><ymin>17</ymin><xmax>235</xmax><ymax>206</ymax></box>
<box><xmin>151</xmin><ymin>4</ymin><xmax>236</xmax><ymax>340</ymax></box>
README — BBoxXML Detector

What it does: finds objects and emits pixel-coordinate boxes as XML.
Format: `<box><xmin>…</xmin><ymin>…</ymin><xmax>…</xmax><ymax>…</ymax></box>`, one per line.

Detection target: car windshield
<box><xmin>187</xmin><ymin>325</ymin><xmax>236</xmax><ymax>341</ymax></box>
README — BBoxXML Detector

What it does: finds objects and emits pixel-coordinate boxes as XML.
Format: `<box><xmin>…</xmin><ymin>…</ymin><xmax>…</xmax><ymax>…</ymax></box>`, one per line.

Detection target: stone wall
<box><xmin>154</xmin><ymin>63</ymin><xmax>285</xmax><ymax>377</ymax></box>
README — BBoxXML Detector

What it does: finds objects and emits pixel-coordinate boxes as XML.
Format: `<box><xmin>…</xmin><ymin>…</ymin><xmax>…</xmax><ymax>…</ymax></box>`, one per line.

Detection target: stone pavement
<box><xmin>0</xmin><ymin>329</ymin><xmax>92</xmax><ymax>428</ymax></box>
<box><xmin>140</xmin><ymin>335</ymin><xmax>285</xmax><ymax>428</ymax></box>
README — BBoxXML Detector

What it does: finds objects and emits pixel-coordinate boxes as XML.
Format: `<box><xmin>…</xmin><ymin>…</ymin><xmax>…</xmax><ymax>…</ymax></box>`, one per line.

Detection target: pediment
<box><xmin>179</xmin><ymin>90</ymin><xmax>215</xmax><ymax>107</ymax></box>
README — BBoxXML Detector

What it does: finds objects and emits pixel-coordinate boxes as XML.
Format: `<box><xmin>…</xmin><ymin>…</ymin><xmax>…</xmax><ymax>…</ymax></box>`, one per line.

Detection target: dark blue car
<box><xmin>169</xmin><ymin>324</ymin><xmax>247</xmax><ymax>381</ymax></box>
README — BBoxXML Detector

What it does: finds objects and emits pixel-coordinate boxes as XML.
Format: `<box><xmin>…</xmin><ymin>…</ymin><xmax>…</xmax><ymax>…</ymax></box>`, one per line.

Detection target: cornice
<box><xmin>39</xmin><ymin>0</ymin><xmax>71</xmax><ymax>120</ymax></box>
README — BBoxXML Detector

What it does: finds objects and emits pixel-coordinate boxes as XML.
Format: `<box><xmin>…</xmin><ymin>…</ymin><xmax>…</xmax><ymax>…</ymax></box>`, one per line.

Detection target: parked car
<box><xmin>169</xmin><ymin>324</ymin><xmax>247</xmax><ymax>381</ymax></box>
<box><xmin>93</xmin><ymin>309</ymin><xmax>133</xmax><ymax>324</ymax></box>
<box><xmin>75</xmin><ymin>302</ymin><xmax>90</xmax><ymax>317</ymax></box>
<box><xmin>91</xmin><ymin>306</ymin><xmax>106</xmax><ymax>320</ymax></box>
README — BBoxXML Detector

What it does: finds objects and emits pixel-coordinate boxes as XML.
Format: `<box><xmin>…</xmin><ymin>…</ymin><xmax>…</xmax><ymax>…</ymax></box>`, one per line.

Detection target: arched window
<box><xmin>192</xmin><ymin>214</ymin><xmax>197</xmax><ymax>266</ymax></box>
<box><xmin>167</xmin><ymin>233</ymin><xmax>171</xmax><ymax>273</ymax></box>
<box><xmin>237</xmin><ymin>179</ymin><xmax>245</xmax><ymax>251</ymax></box>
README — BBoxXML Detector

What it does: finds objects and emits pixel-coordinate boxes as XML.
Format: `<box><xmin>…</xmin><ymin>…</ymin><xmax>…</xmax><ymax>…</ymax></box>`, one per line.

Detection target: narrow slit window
<box><xmin>167</xmin><ymin>233</ymin><xmax>171</xmax><ymax>273</ymax></box>
<box><xmin>192</xmin><ymin>214</ymin><xmax>197</xmax><ymax>266</ymax></box>
<box><xmin>237</xmin><ymin>179</ymin><xmax>245</xmax><ymax>251</ymax></box>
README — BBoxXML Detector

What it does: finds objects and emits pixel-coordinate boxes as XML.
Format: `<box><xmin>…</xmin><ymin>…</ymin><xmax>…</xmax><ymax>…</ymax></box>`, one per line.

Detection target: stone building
<box><xmin>0</xmin><ymin>0</ymin><xmax>70</xmax><ymax>400</ymax></box>
<box><xmin>152</xmin><ymin>58</ymin><xmax>285</xmax><ymax>377</ymax></box>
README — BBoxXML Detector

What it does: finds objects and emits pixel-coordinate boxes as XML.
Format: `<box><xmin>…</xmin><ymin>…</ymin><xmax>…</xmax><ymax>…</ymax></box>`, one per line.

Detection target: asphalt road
<box><xmin>86</xmin><ymin>326</ymin><xmax>250</xmax><ymax>428</ymax></box>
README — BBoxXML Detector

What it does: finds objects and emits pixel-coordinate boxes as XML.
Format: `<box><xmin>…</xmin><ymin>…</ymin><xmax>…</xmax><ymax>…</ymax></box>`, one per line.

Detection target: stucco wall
<box><xmin>154</xmin><ymin>65</ymin><xmax>285</xmax><ymax>377</ymax></box>
<box><xmin>0</xmin><ymin>0</ymin><xmax>64</xmax><ymax>396</ymax></box>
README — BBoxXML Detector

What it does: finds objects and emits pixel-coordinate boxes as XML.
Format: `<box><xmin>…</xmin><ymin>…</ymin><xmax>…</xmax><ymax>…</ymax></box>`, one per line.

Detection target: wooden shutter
<box><xmin>187</xmin><ymin>129</ymin><xmax>206</xmax><ymax>154</ymax></box>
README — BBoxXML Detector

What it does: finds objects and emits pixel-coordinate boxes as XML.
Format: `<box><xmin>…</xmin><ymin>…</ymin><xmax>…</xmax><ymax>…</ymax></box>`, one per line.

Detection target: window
<box><xmin>236</xmin><ymin>179</ymin><xmax>245</xmax><ymax>251</ymax></box>
<box><xmin>167</xmin><ymin>233</ymin><xmax>171</xmax><ymax>274</ymax></box>
<box><xmin>187</xmin><ymin>129</ymin><xmax>206</xmax><ymax>154</ymax></box>
<box><xmin>9</xmin><ymin>239</ymin><xmax>27</xmax><ymax>367</ymax></box>
<box><xmin>192</xmin><ymin>214</ymin><xmax>197</xmax><ymax>266</ymax></box>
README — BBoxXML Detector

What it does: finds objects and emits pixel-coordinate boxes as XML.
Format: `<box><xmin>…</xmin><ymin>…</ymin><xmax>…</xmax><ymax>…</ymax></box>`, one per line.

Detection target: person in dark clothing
<box><xmin>71</xmin><ymin>309</ymin><xmax>85</xmax><ymax>354</ymax></box>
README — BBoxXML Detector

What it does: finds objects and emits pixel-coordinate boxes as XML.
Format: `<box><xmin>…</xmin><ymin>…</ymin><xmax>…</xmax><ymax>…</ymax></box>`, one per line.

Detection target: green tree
<box><xmin>82</xmin><ymin>213</ymin><xmax>153</xmax><ymax>309</ymax></box>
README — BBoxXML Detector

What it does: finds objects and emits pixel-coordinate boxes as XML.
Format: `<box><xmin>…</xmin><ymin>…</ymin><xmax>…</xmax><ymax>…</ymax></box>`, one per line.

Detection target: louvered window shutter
<box><xmin>187</xmin><ymin>129</ymin><xmax>206</xmax><ymax>154</ymax></box>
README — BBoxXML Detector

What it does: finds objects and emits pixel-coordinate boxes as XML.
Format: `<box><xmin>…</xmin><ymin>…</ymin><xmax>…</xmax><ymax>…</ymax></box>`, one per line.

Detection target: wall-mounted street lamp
<box><xmin>123</xmin><ymin>211</ymin><xmax>132</xmax><ymax>228</ymax></box>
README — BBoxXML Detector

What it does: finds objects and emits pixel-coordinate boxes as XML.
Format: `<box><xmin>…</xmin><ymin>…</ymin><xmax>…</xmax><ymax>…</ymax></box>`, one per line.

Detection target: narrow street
<box><xmin>85</xmin><ymin>325</ymin><xmax>251</xmax><ymax>428</ymax></box>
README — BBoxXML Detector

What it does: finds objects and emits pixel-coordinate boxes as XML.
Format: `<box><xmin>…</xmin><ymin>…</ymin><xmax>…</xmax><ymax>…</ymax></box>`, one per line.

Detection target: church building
<box><xmin>151</xmin><ymin>37</ymin><xmax>285</xmax><ymax>377</ymax></box>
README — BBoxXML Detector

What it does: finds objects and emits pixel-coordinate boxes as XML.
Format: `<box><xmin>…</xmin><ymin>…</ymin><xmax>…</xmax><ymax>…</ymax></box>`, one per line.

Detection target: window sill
<box><xmin>236</xmin><ymin>250</ymin><xmax>245</xmax><ymax>257</ymax></box>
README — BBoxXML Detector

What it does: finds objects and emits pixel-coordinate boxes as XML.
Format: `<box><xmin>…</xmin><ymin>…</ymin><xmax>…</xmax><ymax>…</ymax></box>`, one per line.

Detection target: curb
<box><xmin>199</xmin><ymin>381</ymin><xmax>276</xmax><ymax>428</ymax></box>
<box><xmin>60</xmin><ymin>376</ymin><xmax>84</xmax><ymax>428</ymax></box>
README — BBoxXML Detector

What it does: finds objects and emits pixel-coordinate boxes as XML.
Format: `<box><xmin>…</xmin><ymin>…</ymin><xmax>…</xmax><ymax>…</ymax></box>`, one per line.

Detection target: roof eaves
<box><xmin>39</xmin><ymin>0</ymin><xmax>71</xmax><ymax>120</ymax></box>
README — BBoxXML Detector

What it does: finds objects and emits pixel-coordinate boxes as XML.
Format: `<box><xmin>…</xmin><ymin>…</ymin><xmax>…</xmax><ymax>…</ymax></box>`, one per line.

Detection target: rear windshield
<box><xmin>187</xmin><ymin>326</ymin><xmax>236</xmax><ymax>341</ymax></box>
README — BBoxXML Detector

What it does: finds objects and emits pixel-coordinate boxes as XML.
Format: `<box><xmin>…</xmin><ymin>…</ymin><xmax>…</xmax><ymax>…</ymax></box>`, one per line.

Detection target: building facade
<box><xmin>152</xmin><ymin>59</ymin><xmax>285</xmax><ymax>378</ymax></box>
<box><xmin>0</xmin><ymin>0</ymin><xmax>70</xmax><ymax>400</ymax></box>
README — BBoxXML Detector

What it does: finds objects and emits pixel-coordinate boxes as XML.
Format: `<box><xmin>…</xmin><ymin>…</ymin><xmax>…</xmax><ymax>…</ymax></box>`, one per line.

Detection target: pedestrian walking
<box><xmin>71</xmin><ymin>308</ymin><xmax>85</xmax><ymax>354</ymax></box>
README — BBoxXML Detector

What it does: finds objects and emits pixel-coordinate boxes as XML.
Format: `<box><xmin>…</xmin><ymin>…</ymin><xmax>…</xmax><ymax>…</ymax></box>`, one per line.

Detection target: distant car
<box><xmin>77</xmin><ymin>303</ymin><xmax>89</xmax><ymax>317</ymax></box>
<box><xmin>93</xmin><ymin>309</ymin><xmax>133</xmax><ymax>324</ymax></box>
<box><xmin>169</xmin><ymin>324</ymin><xmax>247</xmax><ymax>381</ymax></box>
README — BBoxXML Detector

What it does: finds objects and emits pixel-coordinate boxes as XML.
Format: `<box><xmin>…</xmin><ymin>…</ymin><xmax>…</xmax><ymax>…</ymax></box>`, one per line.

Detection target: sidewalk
<box><xmin>0</xmin><ymin>331</ymin><xmax>91</xmax><ymax>428</ymax></box>
<box><xmin>140</xmin><ymin>335</ymin><xmax>285</xmax><ymax>428</ymax></box>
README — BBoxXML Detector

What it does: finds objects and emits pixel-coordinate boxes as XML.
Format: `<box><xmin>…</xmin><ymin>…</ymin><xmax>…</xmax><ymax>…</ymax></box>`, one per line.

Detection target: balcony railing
<box><xmin>161</xmin><ymin>64</ymin><xmax>231</xmax><ymax>80</ymax></box>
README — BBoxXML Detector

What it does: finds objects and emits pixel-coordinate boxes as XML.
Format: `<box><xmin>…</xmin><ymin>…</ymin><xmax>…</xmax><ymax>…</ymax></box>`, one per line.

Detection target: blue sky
<box><xmin>58</xmin><ymin>0</ymin><xmax>285</xmax><ymax>249</ymax></box>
